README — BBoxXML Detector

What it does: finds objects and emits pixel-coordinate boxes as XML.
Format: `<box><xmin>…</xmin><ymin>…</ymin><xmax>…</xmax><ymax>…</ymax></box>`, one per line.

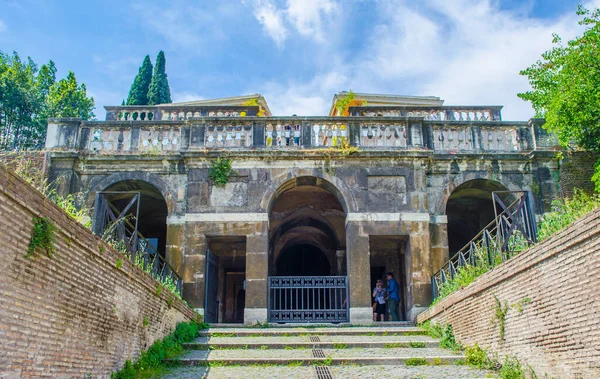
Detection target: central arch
<box><xmin>268</xmin><ymin>177</ymin><xmax>347</xmax><ymax>276</ymax></box>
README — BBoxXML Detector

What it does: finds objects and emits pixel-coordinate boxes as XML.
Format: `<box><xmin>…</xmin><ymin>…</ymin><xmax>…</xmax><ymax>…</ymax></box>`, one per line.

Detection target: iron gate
<box><xmin>268</xmin><ymin>276</ymin><xmax>349</xmax><ymax>323</ymax></box>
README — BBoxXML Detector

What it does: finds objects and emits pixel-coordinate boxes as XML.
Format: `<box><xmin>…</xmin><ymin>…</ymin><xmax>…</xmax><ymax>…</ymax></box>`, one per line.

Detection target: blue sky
<box><xmin>0</xmin><ymin>0</ymin><xmax>594</xmax><ymax>120</ymax></box>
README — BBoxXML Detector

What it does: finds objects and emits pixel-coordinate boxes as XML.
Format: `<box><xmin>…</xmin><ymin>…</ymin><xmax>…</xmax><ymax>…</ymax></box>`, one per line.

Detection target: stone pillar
<box><xmin>406</xmin><ymin>220</ymin><xmax>432</xmax><ymax>320</ymax></box>
<box><xmin>429</xmin><ymin>216</ymin><xmax>449</xmax><ymax>275</ymax></box>
<box><xmin>181</xmin><ymin>230</ymin><xmax>206</xmax><ymax>311</ymax></box>
<box><xmin>45</xmin><ymin>118</ymin><xmax>82</xmax><ymax>150</ymax></box>
<box><xmin>345</xmin><ymin>221</ymin><xmax>372</xmax><ymax>323</ymax></box>
<box><xmin>244</xmin><ymin>222</ymin><xmax>269</xmax><ymax>324</ymax></box>
<box><xmin>166</xmin><ymin>222</ymin><xmax>185</xmax><ymax>274</ymax></box>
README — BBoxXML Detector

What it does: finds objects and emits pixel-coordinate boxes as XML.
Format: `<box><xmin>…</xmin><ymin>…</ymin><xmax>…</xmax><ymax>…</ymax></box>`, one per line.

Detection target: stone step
<box><xmin>209</xmin><ymin>321</ymin><xmax>415</xmax><ymax>328</ymax></box>
<box><xmin>161</xmin><ymin>365</ymin><xmax>495</xmax><ymax>379</ymax></box>
<box><xmin>171</xmin><ymin>347</ymin><xmax>465</xmax><ymax>366</ymax></box>
<box><xmin>200</xmin><ymin>326</ymin><xmax>426</xmax><ymax>337</ymax></box>
<box><xmin>184</xmin><ymin>334</ymin><xmax>438</xmax><ymax>349</ymax></box>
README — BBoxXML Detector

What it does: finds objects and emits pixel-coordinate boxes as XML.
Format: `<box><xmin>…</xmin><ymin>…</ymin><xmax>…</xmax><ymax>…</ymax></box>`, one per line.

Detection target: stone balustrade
<box><xmin>349</xmin><ymin>106</ymin><xmax>502</xmax><ymax>121</ymax></box>
<box><xmin>46</xmin><ymin>117</ymin><xmax>553</xmax><ymax>154</ymax></box>
<box><xmin>104</xmin><ymin>105</ymin><xmax>260</xmax><ymax>122</ymax></box>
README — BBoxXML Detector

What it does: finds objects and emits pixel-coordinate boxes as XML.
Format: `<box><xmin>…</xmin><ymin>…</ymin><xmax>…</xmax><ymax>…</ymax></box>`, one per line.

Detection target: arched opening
<box><xmin>98</xmin><ymin>180</ymin><xmax>168</xmax><ymax>257</ymax></box>
<box><xmin>446</xmin><ymin>179</ymin><xmax>509</xmax><ymax>254</ymax></box>
<box><xmin>268</xmin><ymin>177</ymin><xmax>346</xmax><ymax>277</ymax></box>
<box><xmin>267</xmin><ymin>176</ymin><xmax>348</xmax><ymax>322</ymax></box>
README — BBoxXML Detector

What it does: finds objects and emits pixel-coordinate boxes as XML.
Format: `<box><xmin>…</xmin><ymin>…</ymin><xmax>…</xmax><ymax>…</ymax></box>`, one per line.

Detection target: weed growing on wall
<box><xmin>27</xmin><ymin>217</ymin><xmax>56</xmax><ymax>259</ymax></box>
<box><xmin>492</xmin><ymin>294</ymin><xmax>510</xmax><ymax>342</ymax></box>
<box><xmin>208</xmin><ymin>157</ymin><xmax>236</xmax><ymax>187</ymax></box>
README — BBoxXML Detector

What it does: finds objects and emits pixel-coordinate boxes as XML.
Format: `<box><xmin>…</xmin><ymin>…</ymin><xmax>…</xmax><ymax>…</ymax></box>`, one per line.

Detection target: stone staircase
<box><xmin>162</xmin><ymin>324</ymin><xmax>495</xmax><ymax>379</ymax></box>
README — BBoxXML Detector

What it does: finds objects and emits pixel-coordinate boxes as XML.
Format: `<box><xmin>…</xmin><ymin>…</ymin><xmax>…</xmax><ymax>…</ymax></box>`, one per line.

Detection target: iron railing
<box><xmin>431</xmin><ymin>191</ymin><xmax>537</xmax><ymax>300</ymax></box>
<box><xmin>93</xmin><ymin>191</ymin><xmax>183</xmax><ymax>295</ymax></box>
<box><xmin>268</xmin><ymin>276</ymin><xmax>349</xmax><ymax>323</ymax></box>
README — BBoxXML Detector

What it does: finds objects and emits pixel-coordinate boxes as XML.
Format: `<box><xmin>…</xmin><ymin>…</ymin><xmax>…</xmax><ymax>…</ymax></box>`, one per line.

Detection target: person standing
<box><xmin>372</xmin><ymin>280</ymin><xmax>387</xmax><ymax>322</ymax></box>
<box><xmin>386</xmin><ymin>272</ymin><xmax>400</xmax><ymax>321</ymax></box>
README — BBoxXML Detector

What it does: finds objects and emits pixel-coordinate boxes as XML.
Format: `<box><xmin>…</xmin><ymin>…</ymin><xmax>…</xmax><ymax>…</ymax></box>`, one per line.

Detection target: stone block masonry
<box><xmin>417</xmin><ymin>208</ymin><xmax>600</xmax><ymax>379</ymax></box>
<box><xmin>0</xmin><ymin>164</ymin><xmax>196</xmax><ymax>378</ymax></box>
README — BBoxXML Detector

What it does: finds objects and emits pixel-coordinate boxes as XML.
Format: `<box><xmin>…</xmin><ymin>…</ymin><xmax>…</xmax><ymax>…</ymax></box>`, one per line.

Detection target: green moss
<box><xmin>116</xmin><ymin>258</ymin><xmax>123</xmax><ymax>269</ymax></box>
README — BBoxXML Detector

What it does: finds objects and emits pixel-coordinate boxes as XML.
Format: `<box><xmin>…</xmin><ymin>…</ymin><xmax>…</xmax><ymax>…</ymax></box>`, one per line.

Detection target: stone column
<box><xmin>406</xmin><ymin>220</ymin><xmax>432</xmax><ymax>320</ymax></box>
<box><xmin>345</xmin><ymin>221</ymin><xmax>372</xmax><ymax>323</ymax></box>
<box><xmin>429</xmin><ymin>216</ymin><xmax>449</xmax><ymax>275</ymax></box>
<box><xmin>181</xmin><ymin>227</ymin><xmax>207</xmax><ymax>311</ymax></box>
<box><xmin>244</xmin><ymin>222</ymin><xmax>269</xmax><ymax>324</ymax></box>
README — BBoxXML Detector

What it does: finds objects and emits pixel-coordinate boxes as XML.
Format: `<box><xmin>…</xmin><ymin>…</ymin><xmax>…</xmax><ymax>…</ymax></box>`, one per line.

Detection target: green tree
<box><xmin>0</xmin><ymin>51</ymin><xmax>94</xmax><ymax>150</ymax></box>
<box><xmin>45</xmin><ymin>71</ymin><xmax>95</xmax><ymax>120</ymax></box>
<box><xmin>126</xmin><ymin>55</ymin><xmax>153</xmax><ymax>105</ymax></box>
<box><xmin>519</xmin><ymin>6</ymin><xmax>600</xmax><ymax>190</ymax></box>
<box><xmin>147</xmin><ymin>51</ymin><xmax>172</xmax><ymax>105</ymax></box>
<box><xmin>0</xmin><ymin>52</ymin><xmax>47</xmax><ymax>149</ymax></box>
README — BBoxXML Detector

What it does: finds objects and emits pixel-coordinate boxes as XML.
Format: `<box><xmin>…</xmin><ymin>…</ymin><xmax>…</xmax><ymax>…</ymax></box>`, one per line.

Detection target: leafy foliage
<box><xmin>45</xmin><ymin>72</ymin><xmax>94</xmax><ymax>119</ymax></box>
<box><xmin>27</xmin><ymin>216</ymin><xmax>56</xmax><ymax>259</ymax></box>
<box><xmin>335</xmin><ymin>91</ymin><xmax>367</xmax><ymax>116</ymax></box>
<box><xmin>518</xmin><ymin>6</ymin><xmax>600</xmax><ymax>189</ymax></box>
<box><xmin>0</xmin><ymin>50</ymin><xmax>94</xmax><ymax>150</ymax></box>
<box><xmin>208</xmin><ymin>157</ymin><xmax>236</xmax><ymax>187</ymax></box>
<box><xmin>111</xmin><ymin>320</ymin><xmax>209</xmax><ymax>379</ymax></box>
<box><xmin>241</xmin><ymin>98</ymin><xmax>266</xmax><ymax>116</ymax></box>
<box><xmin>147</xmin><ymin>51</ymin><xmax>171</xmax><ymax>105</ymax></box>
<box><xmin>126</xmin><ymin>55</ymin><xmax>153</xmax><ymax>105</ymax></box>
<box><xmin>537</xmin><ymin>189</ymin><xmax>600</xmax><ymax>240</ymax></box>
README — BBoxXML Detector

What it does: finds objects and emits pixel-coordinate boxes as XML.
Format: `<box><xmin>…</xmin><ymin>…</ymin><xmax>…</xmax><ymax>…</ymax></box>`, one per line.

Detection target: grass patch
<box><xmin>111</xmin><ymin>320</ymin><xmax>209</xmax><ymax>379</ymax></box>
<box><xmin>384</xmin><ymin>343</ymin><xmax>409</xmax><ymax>348</ymax></box>
<box><xmin>333</xmin><ymin>343</ymin><xmax>348</xmax><ymax>349</ymax></box>
<box><xmin>405</xmin><ymin>358</ymin><xmax>428</xmax><ymax>366</ymax></box>
<box><xmin>409</xmin><ymin>341</ymin><xmax>426</xmax><ymax>348</ymax></box>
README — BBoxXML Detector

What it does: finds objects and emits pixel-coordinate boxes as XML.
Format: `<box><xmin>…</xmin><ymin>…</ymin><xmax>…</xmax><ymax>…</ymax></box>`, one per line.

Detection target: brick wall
<box><xmin>0</xmin><ymin>164</ymin><xmax>196</xmax><ymax>378</ymax></box>
<box><xmin>417</xmin><ymin>208</ymin><xmax>600</xmax><ymax>379</ymax></box>
<box><xmin>559</xmin><ymin>151</ymin><xmax>599</xmax><ymax>196</ymax></box>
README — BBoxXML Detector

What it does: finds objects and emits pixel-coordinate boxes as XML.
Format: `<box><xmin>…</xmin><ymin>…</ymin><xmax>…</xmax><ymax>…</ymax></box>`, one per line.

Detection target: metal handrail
<box><xmin>105</xmin><ymin>202</ymin><xmax>183</xmax><ymax>295</ymax></box>
<box><xmin>431</xmin><ymin>191</ymin><xmax>537</xmax><ymax>300</ymax></box>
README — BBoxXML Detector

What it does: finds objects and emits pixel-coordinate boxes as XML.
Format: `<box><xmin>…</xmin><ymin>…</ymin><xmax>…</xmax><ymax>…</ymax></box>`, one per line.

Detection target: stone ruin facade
<box><xmin>44</xmin><ymin>93</ymin><xmax>572</xmax><ymax>324</ymax></box>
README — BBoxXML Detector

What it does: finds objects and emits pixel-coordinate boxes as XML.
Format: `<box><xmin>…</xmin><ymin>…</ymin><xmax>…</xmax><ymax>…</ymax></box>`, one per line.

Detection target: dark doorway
<box><xmin>446</xmin><ymin>179</ymin><xmax>509</xmax><ymax>254</ymax></box>
<box><xmin>369</xmin><ymin>236</ymin><xmax>409</xmax><ymax>321</ymax></box>
<box><xmin>97</xmin><ymin>180</ymin><xmax>168</xmax><ymax>257</ymax></box>
<box><xmin>205</xmin><ymin>236</ymin><xmax>246</xmax><ymax>323</ymax></box>
<box><xmin>276</xmin><ymin>244</ymin><xmax>331</xmax><ymax>276</ymax></box>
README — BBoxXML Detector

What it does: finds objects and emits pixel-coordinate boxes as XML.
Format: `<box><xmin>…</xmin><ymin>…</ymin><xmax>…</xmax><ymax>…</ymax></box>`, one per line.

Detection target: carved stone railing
<box><xmin>349</xmin><ymin>106</ymin><xmax>502</xmax><ymax>121</ymax></box>
<box><xmin>105</xmin><ymin>105</ymin><xmax>261</xmax><ymax>122</ymax></box>
<box><xmin>46</xmin><ymin>117</ymin><xmax>554</xmax><ymax>154</ymax></box>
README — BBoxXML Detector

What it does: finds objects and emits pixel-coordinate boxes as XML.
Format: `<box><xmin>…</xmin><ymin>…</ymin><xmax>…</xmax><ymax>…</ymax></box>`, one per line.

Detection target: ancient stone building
<box><xmin>45</xmin><ymin>92</ymin><xmax>566</xmax><ymax>324</ymax></box>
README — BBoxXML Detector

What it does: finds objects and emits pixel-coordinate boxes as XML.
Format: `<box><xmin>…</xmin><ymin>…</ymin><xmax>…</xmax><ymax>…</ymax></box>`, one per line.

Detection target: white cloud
<box><xmin>252</xmin><ymin>0</ymin><xmax>288</xmax><ymax>46</ymax></box>
<box><xmin>256</xmin><ymin>0</ymin><xmax>596</xmax><ymax>119</ymax></box>
<box><xmin>285</xmin><ymin>0</ymin><xmax>338</xmax><ymax>42</ymax></box>
<box><xmin>246</xmin><ymin>0</ymin><xmax>340</xmax><ymax>46</ymax></box>
<box><xmin>0</xmin><ymin>20</ymin><xmax>6</xmax><ymax>32</ymax></box>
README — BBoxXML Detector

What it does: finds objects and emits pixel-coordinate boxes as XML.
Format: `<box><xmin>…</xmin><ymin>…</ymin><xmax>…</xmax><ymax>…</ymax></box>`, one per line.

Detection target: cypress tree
<box><xmin>126</xmin><ymin>55</ymin><xmax>153</xmax><ymax>105</ymax></box>
<box><xmin>147</xmin><ymin>51</ymin><xmax>172</xmax><ymax>105</ymax></box>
